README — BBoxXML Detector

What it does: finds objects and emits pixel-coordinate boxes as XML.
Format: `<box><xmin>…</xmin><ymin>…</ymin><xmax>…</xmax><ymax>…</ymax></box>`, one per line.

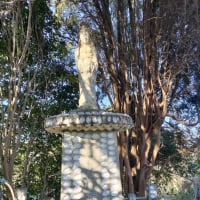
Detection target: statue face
<box><xmin>79</xmin><ymin>27</ymin><xmax>90</xmax><ymax>44</ymax></box>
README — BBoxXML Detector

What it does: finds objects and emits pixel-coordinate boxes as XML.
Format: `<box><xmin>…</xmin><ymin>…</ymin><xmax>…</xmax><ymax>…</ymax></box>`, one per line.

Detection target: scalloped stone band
<box><xmin>44</xmin><ymin>110</ymin><xmax>133</xmax><ymax>133</ymax></box>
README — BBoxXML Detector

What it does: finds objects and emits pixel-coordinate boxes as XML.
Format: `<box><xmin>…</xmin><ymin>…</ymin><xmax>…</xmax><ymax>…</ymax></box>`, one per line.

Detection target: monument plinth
<box><xmin>44</xmin><ymin>22</ymin><xmax>133</xmax><ymax>200</ymax></box>
<box><xmin>45</xmin><ymin>111</ymin><xmax>132</xmax><ymax>199</ymax></box>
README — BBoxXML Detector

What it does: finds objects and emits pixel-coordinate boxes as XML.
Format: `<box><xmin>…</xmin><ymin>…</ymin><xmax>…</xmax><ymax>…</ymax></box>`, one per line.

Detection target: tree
<box><xmin>54</xmin><ymin>0</ymin><xmax>200</xmax><ymax>196</ymax></box>
<box><xmin>150</xmin><ymin>128</ymin><xmax>200</xmax><ymax>199</ymax></box>
<box><xmin>0</xmin><ymin>0</ymin><xmax>78</xmax><ymax>199</ymax></box>
<box><xmin>153</xmin><ymin>129</ymin><xmax>188</xmax><ymax>190</ymax></box>
<box><xmin>0</xmin><ymin>1</ymin><xmax>34</xmax><ymax>197</ymax></box>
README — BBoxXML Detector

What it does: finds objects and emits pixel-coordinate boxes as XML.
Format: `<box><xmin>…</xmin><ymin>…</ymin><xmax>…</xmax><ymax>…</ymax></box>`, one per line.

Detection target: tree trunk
<box><xmin>78</xmin><ymin>0</ymin><xmax>194</xmax><ymax>196</ymax></box>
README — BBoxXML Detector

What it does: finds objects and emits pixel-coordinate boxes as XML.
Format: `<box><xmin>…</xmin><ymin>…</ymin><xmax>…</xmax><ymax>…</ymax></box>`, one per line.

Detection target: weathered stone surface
<box><xmin>75</xmin><ymin>22</ymin><xmax>98</xmax><ymax>110</ymax></box>
<box><xmin>44</xmin><ymin>108</ymin><xmax>133</xmax><ymax>200</ymax></box>
<box><xmin>44</xmin><ymin>110</ymin><xmax>133</xmax><ymax>133</ymax></box>
<box><xmin>60</xmin><ymin>132</ymin><xmax>123</xmax><ymax>200</ymax></box>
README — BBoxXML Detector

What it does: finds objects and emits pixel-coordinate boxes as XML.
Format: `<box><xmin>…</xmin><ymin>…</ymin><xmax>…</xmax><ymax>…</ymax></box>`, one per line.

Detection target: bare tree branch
<box><xmin>17</xmin><ymin>1</ymin><xmax>33</xmax><ymax>67</ymax></box>
<box><xmin>167</xmin><ymin>105</ymin><xmax>200</xmax><ymax>127</ymax></box>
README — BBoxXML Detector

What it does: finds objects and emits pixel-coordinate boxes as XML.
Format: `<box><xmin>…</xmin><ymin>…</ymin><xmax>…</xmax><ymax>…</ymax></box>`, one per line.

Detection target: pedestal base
<box><xmin>44</xmin><ymin>110</ymin><xmax>133</xmax><ymax>200</ymax></box>
<box><xmin>61</xmin><ymin>132</ymin><xmax>122</xmax><ymax>200</ymax></box>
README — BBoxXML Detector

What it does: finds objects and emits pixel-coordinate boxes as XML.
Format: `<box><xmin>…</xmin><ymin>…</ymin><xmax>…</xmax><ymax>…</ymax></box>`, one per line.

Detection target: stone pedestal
<box><xmin>44</xmin><ymin>110</ymin><xmax>133</xmax><ymax>200</ymax></box>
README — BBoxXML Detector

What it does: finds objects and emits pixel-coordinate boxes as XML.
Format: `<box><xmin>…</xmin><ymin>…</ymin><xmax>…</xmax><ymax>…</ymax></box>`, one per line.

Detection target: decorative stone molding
<box><xmin>44</xmin><ymin>110</ymin><xmax>133</xmax><ymax>133</ymax></box>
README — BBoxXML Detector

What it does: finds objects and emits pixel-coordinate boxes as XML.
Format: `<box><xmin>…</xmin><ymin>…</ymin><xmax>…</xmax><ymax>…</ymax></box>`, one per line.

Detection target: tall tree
<box><xmin>0</xmin><ymin>0</ymin><xmax>78</xmax><ymax>198</ymax></box>
<box><xmin>54</xmin><ymin>0</ymin><xmax>200</xmax><ymax>196</ymax></box>
<box><xmin>0</xmin><ymin>0</ymin><xmax>34</xmax><ymax>194</ymax></box>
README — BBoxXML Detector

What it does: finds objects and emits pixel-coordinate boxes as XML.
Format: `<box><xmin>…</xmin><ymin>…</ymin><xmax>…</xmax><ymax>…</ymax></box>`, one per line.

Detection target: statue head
<box><xmin>79</xmin><ymin>22</ymin><xmax>91</xmax><ymax>45</ymax></box>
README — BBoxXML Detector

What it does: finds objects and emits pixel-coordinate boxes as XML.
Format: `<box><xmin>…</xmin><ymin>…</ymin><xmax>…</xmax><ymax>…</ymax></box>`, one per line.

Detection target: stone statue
<box><xmin>75</xmin><ymin>22</ymin><xmax>98</xmax><ymax>110</ymax></box>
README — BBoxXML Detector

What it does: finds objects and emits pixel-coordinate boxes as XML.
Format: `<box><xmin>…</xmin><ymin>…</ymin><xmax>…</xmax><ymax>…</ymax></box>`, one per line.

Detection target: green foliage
<box><xmin>1</xmin><ymin>0</ymin><xmax>200</xmax><ymax>198</ymax></box>
<box><xmin>151</xmin><ymin>128</ymin><xmax>200</xmax><ymax>197</ymax></box>
<box><xmin>27</xmin><ymin>133</ymin><xmax>62</xmax><ymax>199</ymax></box>
<box><xmin>0</xmin><ymin>0</ymin><xmax>78</xmax><ymax>198</ymax></box>
<box><xmin>152</xmin><ymin>129</ymin><xmax>189</xmax><ymax>194</ymax></box>
<box><xmin>188</xmin><ymin>160</ymin><xmax>200</xmax><ymax>176</ymax></box>
<box><xmin>154</xmin><ymin>130</ymin><xmax>184</xmax><ymax>173</ymax></box>
<box><xmin>171</xmin><ymin>191</ymin><xmax>194</xmax><ymax>200</ymax></box>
